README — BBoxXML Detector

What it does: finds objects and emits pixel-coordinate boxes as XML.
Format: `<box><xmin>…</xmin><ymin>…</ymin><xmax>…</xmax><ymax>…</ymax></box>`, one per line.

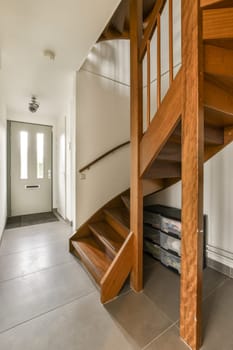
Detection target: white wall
<box><xmin>76</xmin><ymin>40</ymin><xmax>130</xmax><ymax>227</ymax></box>
<box><xmin>0</xmin><ymin>72</ymin><xmax>7</xmax><ymax>239</ymax></box>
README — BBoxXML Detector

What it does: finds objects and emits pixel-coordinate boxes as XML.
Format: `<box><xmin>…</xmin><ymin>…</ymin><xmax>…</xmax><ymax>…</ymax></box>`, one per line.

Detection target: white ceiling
<box><xmin>0</xmin><ymin>0</ymin><xmax>121</xmax><ymax>119</ymax></box>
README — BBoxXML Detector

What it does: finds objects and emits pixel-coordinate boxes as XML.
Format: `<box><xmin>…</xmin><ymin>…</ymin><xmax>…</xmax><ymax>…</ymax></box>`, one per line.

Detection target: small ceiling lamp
<box><xmin>29</xmin><ymin>96</ymin><xmax>39</xmax><ymax>113</ymax></box>
<box><xmin>43</xmin><ymin>49</ymin><xmax>56</xmax><ymax>60</ymax></box>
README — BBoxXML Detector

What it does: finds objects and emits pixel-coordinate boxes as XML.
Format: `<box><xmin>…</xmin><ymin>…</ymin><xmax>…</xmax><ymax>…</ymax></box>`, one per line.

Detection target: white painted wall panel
<box><xmin>0</xmin><ymin>72</ymin><xmax>7</xmax><ymax>239</ymax></box>
<box><xmin>76</xmin><ymin>41</ymin><xmax>130</xmax><ymax>227</ymax></box>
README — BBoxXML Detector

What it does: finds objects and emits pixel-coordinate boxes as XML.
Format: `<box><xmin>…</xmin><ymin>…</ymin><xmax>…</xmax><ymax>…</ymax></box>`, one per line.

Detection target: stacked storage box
<box><xmin>143</xmin><ymin>205</ymin><xmax>205</xmax><ymax>274</ymax></box>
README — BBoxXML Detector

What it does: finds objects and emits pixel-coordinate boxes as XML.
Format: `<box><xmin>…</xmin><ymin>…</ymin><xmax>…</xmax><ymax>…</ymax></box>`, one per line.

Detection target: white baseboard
<box><xmin>0</xmin><ymin>216</ymin><xmax>7</xmax><ymax>245</ymax></box>
<box><xmin>207</xmin><ymin>244</ymin><xmax>233</xmax><ymax>269</ymax></box>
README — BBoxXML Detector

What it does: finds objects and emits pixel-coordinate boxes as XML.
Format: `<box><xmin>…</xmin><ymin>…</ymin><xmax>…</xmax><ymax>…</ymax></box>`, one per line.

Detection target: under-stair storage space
<box><xmin>160</xmin><ymin>231</ymin><xmax>181</xmax><ymax>256</ymax></box>
<box><xmin>143</xmin><ymin>205</ymin><xmax>206</xmax><ymax>274</ymax></box>
<box><xmin>143</xmin><ymin>211</ymin><xmax>161</xmax><ymax>229</ymax></box>
<box><xmin>144</xmin><ymin>240</ymin><xmax>161</xmax><ymax>260</ymax></box>
<box><xmin>160</xmin><ymin>216</ymin><xmax>181</xmax><ymax>238</ymax></box>
<box><xmin>160</xmin><ymin>248</ymin><xmax>181</xmax><ymax>274</ymax></box>
<box><xmin>143</xmin><ymin>224</ymin><xmax>160</xmax><ymax>245</ymax></box>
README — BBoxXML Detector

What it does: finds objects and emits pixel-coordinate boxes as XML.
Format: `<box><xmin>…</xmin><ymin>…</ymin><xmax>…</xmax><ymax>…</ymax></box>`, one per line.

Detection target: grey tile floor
<box><xmin>0</xmin><ymin>220</ymin><xmax>232</xmax><ymax>350</ymax></box>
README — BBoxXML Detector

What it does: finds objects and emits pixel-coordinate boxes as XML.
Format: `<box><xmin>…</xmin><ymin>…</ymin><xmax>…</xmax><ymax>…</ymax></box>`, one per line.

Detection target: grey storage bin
<box><xmin>143</xmin><ymin>211</ymin><xmax>161</xmax><ymax>229</ymax></box>
<box><xmin>160</xmin><ymin>248</ymin><xmax>181</xmax><ymax>274</ymax></box>
<box><xmin>144</xmin><ymin>240</ymin><xmax>161</xmax><ymax>260</ymax></box>
<box><xmin>160</xmin><ymin>231</ymin><xmax>181</xmax><ymax>256</ymax></box>
<box><xmin>160</xmin><ymin>216</ymin><xmax>181</xmax><ymax>238</ymax></box>
<box><xmin>144</xmin><ymin>225</ymin><xmax>160</xmax><ymax>245</ymax></box>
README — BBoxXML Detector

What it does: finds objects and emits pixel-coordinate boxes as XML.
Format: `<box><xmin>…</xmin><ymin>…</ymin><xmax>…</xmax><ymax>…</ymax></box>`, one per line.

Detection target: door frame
<box><xmin>7</xmin><ymin>120</ymin><xmax>53</xmax><ymax>217</ymax></box>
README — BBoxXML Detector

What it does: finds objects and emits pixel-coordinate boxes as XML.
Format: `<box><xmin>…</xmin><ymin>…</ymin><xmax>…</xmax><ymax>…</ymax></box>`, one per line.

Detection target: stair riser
<box><xmin>105</xmin><ymin>214</ymin><xmax>129</xmax><ymax>239</ymax></box>
<box><xmin>88</xmin><ymin>227</ymin><xmax>116</xmax><ymax>259</ymax></box>
<box><xmin>71</xmin><ymin>243</ymin><xmax>101</xmax><ymax>285</ymax></box>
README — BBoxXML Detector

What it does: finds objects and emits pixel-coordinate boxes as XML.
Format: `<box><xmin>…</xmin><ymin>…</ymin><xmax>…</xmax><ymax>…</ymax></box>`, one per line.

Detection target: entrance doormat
<box><xmin>6</xmin><ymin>212</ymin><xmax>59</xmax><ymax>229</ymax></box>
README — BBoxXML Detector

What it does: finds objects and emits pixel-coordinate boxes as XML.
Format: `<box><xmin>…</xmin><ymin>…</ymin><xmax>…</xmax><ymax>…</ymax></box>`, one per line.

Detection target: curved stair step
<box><xmin>89</xmin><ymin>221</ymin><xmax>124</xmax><ymax>257</ymax></box>
<box><xmin>104</xmin><ymin>207</ymin><xmax>130</xmax><ymax>238</ymax></box>
<box><xmin>71</xmin><ymin>236</ymin><xmax>112</xmax><ymax>285</ymax></box>
<box><xmin>121</xmin><ymin>194</ymin><xmax>130</xmax><ymax>210</ymax></box>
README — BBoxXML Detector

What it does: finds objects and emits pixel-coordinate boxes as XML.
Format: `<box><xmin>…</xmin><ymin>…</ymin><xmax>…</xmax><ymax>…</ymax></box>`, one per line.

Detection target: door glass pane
<box><xmin>20</xmin><ymin>131</ymin><xmax>28</xmax><ymax>179</ymax></box>
<box><xmin>37</xmin><ymin>133</ymin><xmax>44</xmax><ymax>179</ymax></box>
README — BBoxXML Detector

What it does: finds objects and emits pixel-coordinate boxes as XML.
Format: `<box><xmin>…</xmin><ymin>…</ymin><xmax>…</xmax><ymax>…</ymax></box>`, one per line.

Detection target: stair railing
<box><xmin>140</xmin><ymin>0</ymin><xmax>178</xmax><ymax>131</ymax></box>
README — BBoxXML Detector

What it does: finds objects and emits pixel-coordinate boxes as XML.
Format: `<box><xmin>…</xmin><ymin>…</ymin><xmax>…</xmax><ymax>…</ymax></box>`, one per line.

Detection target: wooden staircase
<box><xmin>70</xmin><ymin>191</ymin><xmax>133</xmax><ymax>303</ymax></box>
<box><xmin>70</xmin><ymin>0</ymin><xmax>233</xmax><ymax>349</ymax></box>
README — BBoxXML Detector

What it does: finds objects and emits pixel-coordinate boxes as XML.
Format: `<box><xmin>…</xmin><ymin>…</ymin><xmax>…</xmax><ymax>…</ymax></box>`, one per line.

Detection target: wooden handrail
<box><xmin>79</xmin><ymin>141</ymin><xmax>130</xmax><ymax>173</ymax></box>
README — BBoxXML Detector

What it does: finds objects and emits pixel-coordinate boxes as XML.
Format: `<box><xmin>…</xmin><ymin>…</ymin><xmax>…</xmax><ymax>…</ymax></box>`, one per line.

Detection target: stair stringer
<box><xmin>100</xmin><ymin>231</ymin><xmax>134</xmax><ymax>303</ymax></box>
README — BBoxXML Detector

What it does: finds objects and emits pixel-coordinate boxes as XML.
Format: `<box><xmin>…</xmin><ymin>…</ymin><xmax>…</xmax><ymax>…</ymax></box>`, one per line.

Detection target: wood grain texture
<box><xmin>101</xmin><ymin>232</ymin><xmax>134</xmax><ymax>303</ymax></box>
<box><xmin>203</xmin><ymin>8</ymin><xmax>233</xmax><ymax>40</ymax></box>
<box><xmin>104</xmin><ymin>208</ymin><xmax>130</xmax><ymax>239</ymax></box>
<box><xmin>147</xmin><ymin>40</ymin><xmax>151</xmax><ymax>127</ymax></box>
<box><xmin>121</xmin><ymin>194</ymin><xmax>130</xmax><ymax>210</ymax></box>
<box><xmin>71</xmin><ymin>237</ymin><xmax>112</xmax><ymax>285</ymax></box>
<box><xmin>205</xmin><ymin>44</ymin><xmax>233</xmax><ymax>78</ymax></box>
<box><xmin>169</xmin><ymin>0</ymin><xmax>174</xmax><ymax>85</ymax></box>
<box><xmin>144</xmin><ymin>159</ymin><xmax>181</xmax><ymax>179</ymax></box>
<box><xmin>142</xmin><ymin>178</ymin><xmax>165</xmax><ymax>196</ymax></box>
<box><xmin>201</xmin><ymin>0</ymin><xmax>230</xmax><ymax>7</ymax></box>
<box><xmin>69</xmin><ymin>189</ymin><xmax>129</xmax><ymax>248</ymax></box>
<box><xmin>140</xmin><ymin>0</ymin><xmax>166</xmax><ymax>60</ymax></box>
<box><xmin>205</xmin><ymin>125</ymin><xmax>233</xmax><ymax>160</ymax></box>
<box><xmin>130</xmin><ymin>0</ymin><xmax>144</xmax><ymax>292</ymax></box>
<box><xmin>157</xmin><ymin>14</ymin><xmax>161</xmax><ymax>108</ymax></box>
<box><xmin>180</xmin><ymin>1</ymin><xmax>204</xmax><ymax>349</ymax></box>
<box><xmin>204</xmin><ymin>79</ymin><xmax>233</xmax><ymax>114</ymax></box>
<box><xmin>140</xmin><ymin>69</ymin><xmax>182</xmax><ymax>177</ymax></box>
<box><xmin>89</xmin><ymin>221</ymin><xmax>124</xmax><ymax>258</ymax></box>
<box><xmin>204</xmin><ymin>106</ymin><xmax>233</xmax><ymax>127</ymax></box>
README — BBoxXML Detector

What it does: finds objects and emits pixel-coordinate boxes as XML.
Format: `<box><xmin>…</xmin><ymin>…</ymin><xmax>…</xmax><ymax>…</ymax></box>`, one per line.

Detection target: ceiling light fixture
<box><xmin>43</xmin><ymin>49</ymin><xmax>56</xmax><ymax>60</ymax></box>
<box><xmin>29</xmin><ymin>96</ymin><xmax>39</xmax><ymax>113</ymax></box>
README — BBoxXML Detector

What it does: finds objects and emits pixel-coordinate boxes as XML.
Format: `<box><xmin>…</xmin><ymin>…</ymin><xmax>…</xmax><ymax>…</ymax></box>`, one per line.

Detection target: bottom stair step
<box><xmin>71</xmin><ymin>236</ymin><xmax>112</xmax><ymax>284</ymax></box>
<box><xmin>89</xmin><ymin>221</ymin><xmax>124</xmax><ymax>257</ymax></box>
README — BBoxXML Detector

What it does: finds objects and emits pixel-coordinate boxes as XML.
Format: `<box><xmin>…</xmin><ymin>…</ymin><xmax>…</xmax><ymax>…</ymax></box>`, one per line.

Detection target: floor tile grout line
<box><xmin>0</xmin><ymin>289</ymin><xmax>97</xmax><ymax>335</ymax></box>
<box><xmin>0</xmin><ymin>237</ymin><xmax>71</xmax><ymax>257</ymax></box>
<box><xmin>142</xmin><ymin>291</ymin><xmax>178</xmax><ymax>325</ymax></box>
<box><xmin>0</xmin><ymin>259</ymin><xmax>78</xmax><ymax>285</ymax></box>
<box><xmin>203</xmin><ymin>278</ymin><xmax>230</xmax><ymax>302</ymax></box>
<box><xmin>141</xmin><ymin>321</ymin><xmax>178</xmax><ymax>350</ymax></box>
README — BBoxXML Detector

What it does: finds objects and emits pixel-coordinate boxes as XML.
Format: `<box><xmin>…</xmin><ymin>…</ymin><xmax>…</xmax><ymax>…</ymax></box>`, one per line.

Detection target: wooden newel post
<box><xmin>180</xmin><ymin>1</ymin><xmax>204</xmax><ymax>350</ymax></box>
<box><xmin>129</xmin><ymin>0</ymin><xmax>143</xmax><ymax>292</ymax></box>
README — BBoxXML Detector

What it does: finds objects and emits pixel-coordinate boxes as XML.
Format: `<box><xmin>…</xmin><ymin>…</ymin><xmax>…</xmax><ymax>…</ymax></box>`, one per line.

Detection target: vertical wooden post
<box><xmin>157</xmin><ymin>14</ymin><xmax>161</xmax><ymax>108</ymax></box>
<box><xmin>169</xmin><ymin>0</ymin><xmax>174</xmax><ymax>85</ymax></box>
<box><xmin>129</xmin><ymin>0</ymin><xmax>143</xmax><ymax>292</ymax></box>
<box><xmin>147</xmin><ymin>40</ymin><xmax>151</xmax><ymax>128</ymax></box>
<box><xmin>180</xmin><ymin>1</ymin><xmax>204</xmax><ymax>350</ymax></box>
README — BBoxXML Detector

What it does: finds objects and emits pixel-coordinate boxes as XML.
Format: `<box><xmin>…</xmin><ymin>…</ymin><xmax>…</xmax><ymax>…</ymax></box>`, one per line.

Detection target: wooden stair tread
<box><xmin>71</xmin><ymin>237</ymin><xmax>112</xmax><ymax>284</ymax></box>
<box><xmin>121</xmin><ymin>194</ymin><xmax>130</xmax><ymax>210</ymax></box>
<box><xmin>89</xmin><ymin>221</ymin><xmax>124</xmax><ymax>256</ymax></box>
<box><xmin>104</xmin><ymin>207</ymin><xmax>130</xmax><ymax>230</ymax></box>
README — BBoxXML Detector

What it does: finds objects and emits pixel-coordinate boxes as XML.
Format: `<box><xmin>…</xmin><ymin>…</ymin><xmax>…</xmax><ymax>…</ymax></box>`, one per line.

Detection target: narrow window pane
<box><xmin>37</xmin><ymin>133</ymin><xmax>44</xmax><ymax>179</ymax></box>
<box><xmin>20</xmin><ymin>131</ymin><xmax>28</xmax><ymax>179</ymax></box>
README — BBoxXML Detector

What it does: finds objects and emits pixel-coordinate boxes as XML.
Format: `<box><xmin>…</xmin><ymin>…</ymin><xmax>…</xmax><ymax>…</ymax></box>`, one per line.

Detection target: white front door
<box><xmin>10</xmin><ymin>121</ymin><xmax>52</xmax><ymax>216</ymax></box>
